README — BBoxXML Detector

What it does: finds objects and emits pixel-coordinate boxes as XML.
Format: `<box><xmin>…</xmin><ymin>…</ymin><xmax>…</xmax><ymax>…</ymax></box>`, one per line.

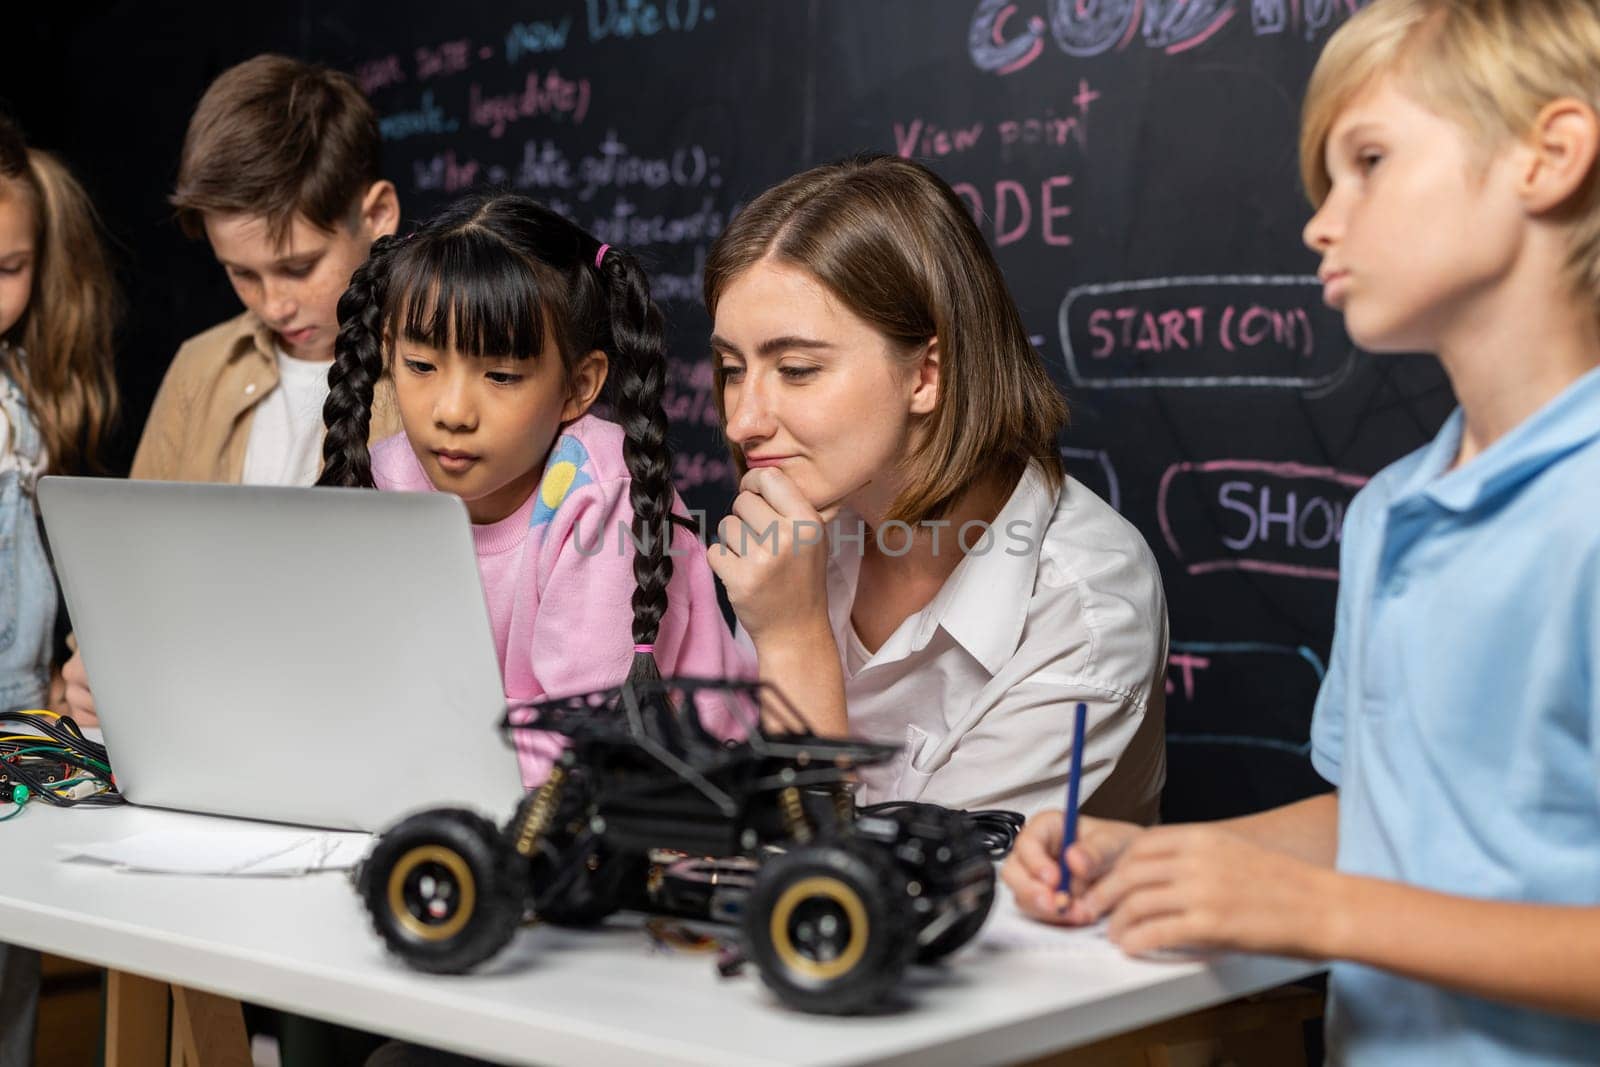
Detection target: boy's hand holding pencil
<box><xmin>1004</xmin><ymin>705</ymin><xmax>1338</xmax><ymax>961</ymax></box>
<box><xmin>1002</xmin><ymin>702</ymin><xmax>1144</xmax><ymax>925</ymax></box>
<box><xmin>1001</xmin><ymin>810</ymin><xmax>1144</xmax><ymax>925</ymax></box>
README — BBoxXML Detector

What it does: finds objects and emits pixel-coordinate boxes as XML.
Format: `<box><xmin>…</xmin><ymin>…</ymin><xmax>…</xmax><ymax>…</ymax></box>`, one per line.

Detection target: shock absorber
<box><xmin>833</xmin><ymin>785</ymin><xmax>855</xmax><ymax>828</ymax></box>
<box><xmin>780</xmin><ymin>785</ymin><xmax>813</xmax><ymax>844</ymax></box>
<box><xmin>514</xmin><ymin>765</ymin><xmax>567</xmax><ymax>857</ymax></box>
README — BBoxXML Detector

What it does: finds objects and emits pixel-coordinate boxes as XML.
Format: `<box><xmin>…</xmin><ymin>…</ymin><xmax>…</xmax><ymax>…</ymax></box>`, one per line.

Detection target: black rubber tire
<box><xmin>361</xmin><ymin>808</ymin><xmax>526</xmax><ymax>974</ymax></box>
<box><xmin>743</xmin><ymin>841</ymin><xmax>913</xmax><ymax>1014</ymax></box>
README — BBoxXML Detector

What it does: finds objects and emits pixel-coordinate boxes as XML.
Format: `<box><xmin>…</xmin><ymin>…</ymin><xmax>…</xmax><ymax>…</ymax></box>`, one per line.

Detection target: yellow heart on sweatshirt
<box><xmin>540</xmin><ymin>460</ymin><xmax>579</xmax><ymax>509</ymax></box>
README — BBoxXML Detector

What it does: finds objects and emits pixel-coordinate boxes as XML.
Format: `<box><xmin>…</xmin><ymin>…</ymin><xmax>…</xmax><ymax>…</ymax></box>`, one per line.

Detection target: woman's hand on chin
<box><xmin>707</xmin><ymin>466</ymin><xmax>834</xmax><ymax>646</ymax></box>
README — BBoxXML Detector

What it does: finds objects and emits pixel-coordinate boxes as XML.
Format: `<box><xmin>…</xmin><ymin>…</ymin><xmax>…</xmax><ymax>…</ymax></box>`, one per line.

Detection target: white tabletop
<box><xmin>0</xmin><ymin>804</ymin><xmax>1321</xmax><ymax>1066</ymax></box>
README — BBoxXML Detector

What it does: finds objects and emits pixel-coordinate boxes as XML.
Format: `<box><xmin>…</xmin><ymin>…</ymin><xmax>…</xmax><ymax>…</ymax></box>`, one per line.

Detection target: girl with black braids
<box><xmin>320</xmin><ymin>192</ymin><xmax>747</xmax><ymax>786</ymax></box>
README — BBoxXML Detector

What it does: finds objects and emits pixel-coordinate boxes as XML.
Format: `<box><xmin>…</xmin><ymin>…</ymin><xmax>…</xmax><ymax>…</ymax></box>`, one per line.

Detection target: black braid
<box><xmin>599</xmin><ymin>247</ymin><xmax>676</xmax><ymax>687</ymax></box>
<box><xmin>318</xmin><ymin>235</ymin><xmax>399</xmax><ymax>488</ymax></box>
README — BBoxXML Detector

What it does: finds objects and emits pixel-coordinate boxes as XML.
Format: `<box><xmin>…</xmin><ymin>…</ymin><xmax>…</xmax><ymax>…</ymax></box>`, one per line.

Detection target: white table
<box><xmin>1</xmin><ymin>805</ymin><xmax>1321</xmax><ymax>1066</ymax></box>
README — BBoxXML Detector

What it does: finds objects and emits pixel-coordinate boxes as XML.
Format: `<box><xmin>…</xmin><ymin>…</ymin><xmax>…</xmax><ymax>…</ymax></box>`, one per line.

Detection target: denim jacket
<box><xmin>0</xmin><ymin>359</ymin><xmax>55</xmax><ymax>712</ymax></box>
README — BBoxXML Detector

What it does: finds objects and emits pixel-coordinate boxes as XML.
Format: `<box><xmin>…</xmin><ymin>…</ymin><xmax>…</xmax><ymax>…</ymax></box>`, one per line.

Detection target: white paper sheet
<box><xmin>58</xmin><ymin>828</ymin><xmax>371</xmax><ymax>876</ymax></box>
<box><xmin>977</xmin><ymin>889</ymin><xmax>1212</xmax><ymax>966</ymax></box>
<box><xmin>977</xmin><ymin>891</ymin><xmax>1120</xmax><ymax>955</ymax></box>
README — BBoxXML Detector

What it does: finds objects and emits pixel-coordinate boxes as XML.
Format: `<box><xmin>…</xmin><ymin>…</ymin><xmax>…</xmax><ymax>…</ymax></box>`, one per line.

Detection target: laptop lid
<box><xmin>37</xmin><ymin>477</ymin><xmax>523</xmax><ymax>832</ymax></box>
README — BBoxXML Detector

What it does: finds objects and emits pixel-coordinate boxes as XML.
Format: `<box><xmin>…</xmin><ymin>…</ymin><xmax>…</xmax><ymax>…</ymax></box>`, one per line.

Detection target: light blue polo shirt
<box><xmin>1310</xmin><ymin>365</ymin><xmax>1600</xmax><ymax>1065</ymax></box>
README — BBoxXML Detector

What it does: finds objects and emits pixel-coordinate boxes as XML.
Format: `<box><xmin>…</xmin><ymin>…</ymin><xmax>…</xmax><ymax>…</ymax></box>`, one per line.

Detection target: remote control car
<box><xmin>356</xmin><ymin>677</ymin><xmax>996</xmax><ymax>1014</ymax></box>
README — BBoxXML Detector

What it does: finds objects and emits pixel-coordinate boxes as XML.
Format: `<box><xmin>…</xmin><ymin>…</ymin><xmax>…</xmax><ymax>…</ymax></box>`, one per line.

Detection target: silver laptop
<box><xmin>37</xmin><ymin>477</ymin><xmax>524</xmax><ymax>832</ymax></box>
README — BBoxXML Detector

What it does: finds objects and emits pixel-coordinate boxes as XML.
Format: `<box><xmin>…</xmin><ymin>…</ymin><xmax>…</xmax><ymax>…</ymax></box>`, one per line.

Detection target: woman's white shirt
<box><xmin>745</xmin><ymin>464</ymin><xmax>1168</xmax><ymax>820</ymax></box>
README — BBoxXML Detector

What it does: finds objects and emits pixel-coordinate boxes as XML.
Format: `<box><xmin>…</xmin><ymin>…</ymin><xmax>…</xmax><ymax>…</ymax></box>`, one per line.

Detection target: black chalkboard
<box><xmin>10</xmin><ymin>1</ymin><xmax>1458</xmax><ymax>822</ymax></box>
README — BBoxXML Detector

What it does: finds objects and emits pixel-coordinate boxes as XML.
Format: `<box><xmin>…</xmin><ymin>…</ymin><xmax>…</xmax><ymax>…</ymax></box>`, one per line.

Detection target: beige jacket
<box><xmin>130</xmin><ymin>310</ymin><xmax>400</xmax><ymax>482</ymax></box>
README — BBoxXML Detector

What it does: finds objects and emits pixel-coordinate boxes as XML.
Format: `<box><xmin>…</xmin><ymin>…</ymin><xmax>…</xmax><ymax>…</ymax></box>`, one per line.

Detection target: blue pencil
<box><xmin>1058</xmin><ymin>701</ymin><xmax>1088</xmax><ymax>902</ymax></box>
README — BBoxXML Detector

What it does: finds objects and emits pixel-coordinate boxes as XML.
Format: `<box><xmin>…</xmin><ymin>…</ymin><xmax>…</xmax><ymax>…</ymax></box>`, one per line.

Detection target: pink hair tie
<box><xmin>595</xmin><ymin>243</ymin><xmax>611</xmax><ymax>268</ymax></box>
<box><xmin>633</xmin><ymin>644</ymin><xmax>654</xmax><ymax>655</ymax></box>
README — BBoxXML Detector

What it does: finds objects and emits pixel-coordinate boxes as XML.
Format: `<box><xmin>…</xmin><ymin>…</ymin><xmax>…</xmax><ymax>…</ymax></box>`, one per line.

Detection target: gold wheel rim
<box><xmin>388</xmin><ymin>844</ymin><xmax>478</xmax><ymax>943</ymax></box>
<box><xmin>768</xmin><ymin>875</ymin><xmax>869</xmax><ymax>981</ymax></box>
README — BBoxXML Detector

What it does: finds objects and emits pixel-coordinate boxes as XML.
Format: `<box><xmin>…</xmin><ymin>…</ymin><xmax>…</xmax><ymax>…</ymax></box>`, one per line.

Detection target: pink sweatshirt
<box><xmin>371</xmin><ymin>415</ymin><xmax>752</xmax><ymax>786</ymax></box>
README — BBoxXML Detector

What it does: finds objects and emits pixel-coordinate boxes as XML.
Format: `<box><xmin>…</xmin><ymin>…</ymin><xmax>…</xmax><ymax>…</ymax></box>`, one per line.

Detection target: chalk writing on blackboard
<box><xmin>1058</xmin><ymin>276</ymin><xmax>1357</xmax><ymax>390</ymax></box>
<box><xmin>891</xmin><ymin>76</ymin><xmax>1099</xmax><ymax>247</ymax></box>
<box><xmin>1165</xmin><ymin>640</ymin><xmax>1326</xmax><ymax>755</ymax></box>
<box><xmin>467</xmin><ymin>70</ymin><xmax>592</xmax><ymax>139</ymax></box>
<box><xmin>892</xmin><ymin>79</ymin><xmax>1098</xmax><ymax>159</ymax></box>
<box><xmin>586</xmin><ymin>0</ymin><xmax>717</xmax><ymax>42</ymax></box>
<box><xmin>966</xmin><ymin>0</ymin><xmax>1369</xmax><ymax>73</ymax></box>
<box><xmin>969</xmin><ymin>0</ymin><xmax>1367</xmax><ymax>73</ymax></box>
<box><xmin>1157</xmin><ymin>460</ymin><xmax>1368</xmax><ymax>580</ymax></box>
<box><xmin>1060</xmin><ymin>446</ymin><xmax>1122</xmax><ymax>513</ymax></box>
<box><xmin>380</xmin><ymin>91</ymin><xmax>459</xmax><ymax>140</ymax></box>
<box><xmin>505</xmin><ymin>18</ymin><xmax>575</xmax><ymax>62</ymax></box>
<box><xmin>953</xmin><ymin>176</ymin><xmax>1075</xmax><ymax>248</ymax></box>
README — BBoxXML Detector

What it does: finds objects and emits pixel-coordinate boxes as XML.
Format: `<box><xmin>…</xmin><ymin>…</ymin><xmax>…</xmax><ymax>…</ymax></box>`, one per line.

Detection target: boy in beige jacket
<box><xmin>61</xmin><ymin>54</ymin><xmax>403</xmax><ymax>722</ymax></box>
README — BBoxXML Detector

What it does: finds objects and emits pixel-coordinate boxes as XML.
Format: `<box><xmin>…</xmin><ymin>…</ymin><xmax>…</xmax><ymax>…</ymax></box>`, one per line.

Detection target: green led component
<box><xmin>10</xmin><ymin>784</ymin><xmax>28</xmax><ymax>806</ymax></box>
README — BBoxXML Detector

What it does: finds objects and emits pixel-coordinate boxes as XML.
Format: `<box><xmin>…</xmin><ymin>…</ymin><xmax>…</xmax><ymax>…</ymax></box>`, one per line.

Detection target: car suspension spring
<box><xmin>833</xmin><ymin>786</ymin><xmax>854</xmax><ymax>827</ymax></box>
<box><xmin>515</xmin><ymin>765</ymin><xmax>567</xmax><ymax>857</ymax></box>
<box><xmin>780</xmin><ymin>785</ymin><xmax>813</xmax><ymax>844</ymax></box>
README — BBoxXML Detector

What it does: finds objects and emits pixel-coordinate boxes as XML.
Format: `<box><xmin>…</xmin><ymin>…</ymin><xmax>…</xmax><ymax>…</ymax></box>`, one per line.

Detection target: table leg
<box><xmin>104</xmin><ymin>970</ymin><xmax>168</xmax><ymax>1067</ymax></box>
<box><xmin>169</xmin><ymin>985</ymin><xmax>251</xmax><ymax>1067</ymax></box>
<box><xmin>167</xmin><ymin>993</ymin><xmax>190</xmax><ymax>1067</ymax></box>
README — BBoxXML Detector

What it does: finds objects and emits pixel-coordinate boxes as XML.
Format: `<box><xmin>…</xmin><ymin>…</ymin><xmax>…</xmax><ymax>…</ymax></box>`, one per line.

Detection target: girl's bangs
<box><xmin>386</xmin><ymin>230</ymin><xmax>550</xmax><ymax>359</ymax></box>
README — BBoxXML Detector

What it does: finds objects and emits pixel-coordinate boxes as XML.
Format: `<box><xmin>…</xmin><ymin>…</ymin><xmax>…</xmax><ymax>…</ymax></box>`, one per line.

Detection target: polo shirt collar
<box><xmin>827</xmin><ymin>464</ymin><xmax>1059</xmax><ymax>676</ymax></box>
<box><xmin>1399</xmin><ymin>365</ymin><xmax>1600</xmax><ymax>513</ymax></box>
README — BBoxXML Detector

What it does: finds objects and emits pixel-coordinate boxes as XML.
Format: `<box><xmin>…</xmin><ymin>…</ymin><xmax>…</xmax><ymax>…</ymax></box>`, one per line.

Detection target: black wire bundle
<box><xmin>859</xmin><ymin>800</ymin><xmax>1027</xmax><ymax>859</ymax></box>
<box><xmin>0</xmin><ymin>710</ymin><xmax>124</xmax><ymax>814</ymax></box>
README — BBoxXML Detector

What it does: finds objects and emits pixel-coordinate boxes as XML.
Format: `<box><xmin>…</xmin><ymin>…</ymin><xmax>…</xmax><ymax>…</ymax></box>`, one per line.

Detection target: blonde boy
<box><xmin>1003</xmin><ymin>2</ymin><xmax>1600</xmax><ymax>1061</ymax></box>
